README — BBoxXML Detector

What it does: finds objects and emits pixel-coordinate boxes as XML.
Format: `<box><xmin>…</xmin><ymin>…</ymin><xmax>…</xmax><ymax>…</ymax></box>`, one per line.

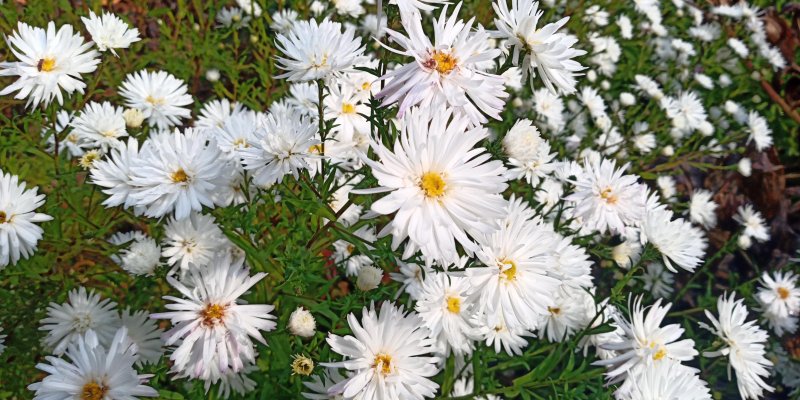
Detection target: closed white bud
<box><xmin>123</xmin><ymin>108</ymin><xmax>145</xmax><ymax>128</ymax></box>
<box><xmin>356</xmin><ymin>265</ymin><xmax>382</xmax><ymax>291</ymax></box>
<box><xmin>738</xmin><ymin>158</ymin><xmax>752</xmax><ymax>177</ymax></box>
<box><xmin>288</xmin><ymin>307</ymin><xmax>316</xmax><ymax>337</ymax></box>
<box><xmin>620</xmin><ymin>92</ymin><xmax>636</xmax><ymax>106</ymax></box>
<box><xmin>738</xmin><ymin>234</ymin><xmax>752</xmax><ymax>249</ymax></box>
<box><xmin>662</xmin><ymin>145</ymin><xmax>674</xmax><ymax>157</ymax></box>
<box><xmin>205</xmin><ymin>69</ymin><xmax>220</xmax><ymax>82</ymax></box>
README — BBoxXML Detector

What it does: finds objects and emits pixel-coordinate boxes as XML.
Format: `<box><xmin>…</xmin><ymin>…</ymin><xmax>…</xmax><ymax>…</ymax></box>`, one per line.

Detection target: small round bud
<box><xmin>123</xmin><ymin>108</ymin><xmax>145</xmax><ymax>129</ymax></box>
<box><xmin>291</xmin><ymin>354</ymin><xmax>314</xmax><ymax>376</ymax></box>
<box><xmin>288</xmin><ymin>307</ymin><xmax>316</xmax><ymax>338</ymax></box>
<box><xmin>738</xmin><ymin>158</ymin><xmax>752</xmax><ymax>177</ymax></box>
<box><xmin>205</xmin><ymin>69</ymin><xmax>220</xmax><ymax>82</ymax></box>
<box><xmin>662</xmin><ymin>145</ymin><xmax>674</xmax><ymax>157</ymax></box>
<box><xmin>738</xmin><ymin>234</ymin><xmax>752</xmax><ymax>249</ymax></box>
<box><xmin>356</xmin><ymin>265</ymin><xmax>382</xmax><ymax>291</ymax></box>
<box><xmin>619</xmin><ymin>92</ymin><xmax>636</xmax><ymax>107</ymax></box>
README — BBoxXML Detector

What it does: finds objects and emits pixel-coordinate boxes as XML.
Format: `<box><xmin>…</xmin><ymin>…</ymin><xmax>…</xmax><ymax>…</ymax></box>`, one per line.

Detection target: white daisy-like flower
<box><xmin>356</xmin><ymin>264</ymin><xmax>383</xmax><ymax>291</ymax></box>
<box><xmin>502</xmin><ymin>119</ymin><xmax>557</xmax><ymax>185</ymax></box>
<box><xmin>195</xmin><ymin>98</ymin><xmax>247</xmax><ymax>131</ymax></box>
<box><xmin>119</xmin><ymin>70</ymin><xmax>193</xmax><ymax>130</ymax></box>
<box><xmin>360</xmin><ymin>106</ymin><xmax>508</xmax><ymax>266</ymax></box>
<box><xmin>210</xmin><ymin>110</ymin><xmax>260</xmax><ymax>161</ymax></box>
<box><xmin>468</xmin><ymin>197</ymin><xmax>561</xmax><ymax>331</ymax></box>
<box><xmin>39</xmin><ymin>286</ymin><xmax>120</xmax><ymax>355</ymax></box>
<box><xmin>70</xmin><ymin>101</ymin><xmax>128</xmax><ymax>151</ymax></box>
<box><xmin>493</xmin><ymin>0</ymin><xmax>586</xmax><ymax>94</ymax></box>
<box><xmin>565</xmin><ymin>158</ymin><xmax>646</xmax><ymax>235</ymax></box>
<box><xmin>275</xmin><ymin>19</ymin><xmax>364</xmax><ymax>82</ymax></box>
<box><xmin>756</xmin><ymin>271</ymin><xmax>799</xmax><ymax>336</ymax></box>
<box><xmin>270</xmin><ymin>9</ymin><xmax>298</xmax><ymax>33</ymax></box>
<box><xmin>120</xmin><ymin>308</ymin><xmax>163</xmax><ymax>366</ymax></box>
<box><xmin>89</xmin><ymin>138</ymin><xmax>141</xmax><ymax>211</ymax></box>
<box><xmin>537</xmin><ymin>286</ymin><xmax>593</xmax><ymax>342</ymax></box>
<box><xmin>532</xmin><ymin>87</ymin><xmax>566</xmax><ymax>131</ymax></box>
<box><xmin>734</xmin><ymin>204</ymin><xmax>770</xmax><ymax>243</ymax></box>
<box><xmin>661</xmin><ymin>91</ymin><xmax>708</xmax><ymax>138</ymax></box>
<box><xmin>81</xmin><ymin>11</ymin><xmax>141</xmax><ymax>55</ymax></box>
<box><xmin>416</xmin><ymin>272</ymin><xmax>481</xmax><ymax>356</ymax></box>
<box><xmin>641</xmin><ymin>203</ymin><xmax>707</xmax><ymax>273</ymax></box>
<box><xmin>474</xmin><ymin>312</ymin><xmax>534</xmax><ymax>356</ymax></box>
<box><xmin>389</xmin><ymin>260</ymin><xmax>430</xmax><ymax>301</ymax></box>
<box><xmin>236</xmin><ymin>0</ymin><xmax>262</xmax><ymax>16</ymax></box>
<box><xmin>0</xmin><ymin>170</ymin><xmax>53</xmax><ymax>268</ymax></box>
<box><xmin>113</xmin><ymin>233</ymin><xmax>161</xmax><ymax>276</ymax></box>
<box><xmin>640</xmin><ymin>261</ymin><xmax>674</xmax><ymax>299</ymax></box>
<box><xmin>0</xmin><ymin>22</ymin><xmax>99</xmax><ymax>108</ymax></box>
<box><xmin>43</xmin><ymin>110</ymin><xmax>88</xmax><ymax>158</ymax></box>
<box><xmin>162</xmin><ymin>212</ymin><xmax>227</xmax><ymax>273</ymax></box>
<box><xmin>128</xmin><ymin>129</ymin><xmax>225</xmax><ymax>219</ymax></box>
<box><xmin>332</xmin><ymin>226</ymin><xmax>377</xmax><ymax>276</ymax></box>
<box><xmin>240</xmin><ymin>108</ymin><xmax>319</xmax><ymax>187</ymax></box>
<box><xmin>28</xmin><ymin>327</ymin><xmax>157</xmax><ymax>399</ymax></box>
<box><xmin>288</xmin><ymin>307</ymin><xmax>317</xmax><ymax>338</ymax></box>
<box><xmin>747</xmin><ymin>111</ymin><xmax>773</xmax><ymax>151</ymax></box>
<box><xmin>615</xmin><ymin>360</ymin><xmax>711</xmax><ymax>400</ymax></box>
<box><xmin>323</xmin><ymin>301</ymin><xmax>440</xmax><ymax>399</ymax></box>
<box><xmin>328</xmin><ymin>182</ymin><xmax>363</xmax><ymax>227</ymax></box>
<box><xmin>217</xmin><ymin>7</ymin><xmax>251</xmax><ymax>29</ymax></box>
<box><xmin>689</xmin><ymin>189</ymin><xmax>718</xmax><ymax>229</ymax></box>
<box><xmin>700</xmin><ymin>292</ymin><xmax>774</xmax><ymax>400</ymax></box>
<box><xmin>377</xmin><ymin>4</ymin><xmax>508</xmax><ymax>126</ymax></box>
<box><xmin>287</xmin><ymin>82</ymin><xmax>319</xmax><ymax>116</ymax></box>
<box><xmin>151</xmin><ymin>254</ymin><xmax>277</xmax><ymax>380</ymax></box>
<box><xmin>595</xmin><ymin>296</ymin><xmax>698</xmax><ymax>383</ymax></box>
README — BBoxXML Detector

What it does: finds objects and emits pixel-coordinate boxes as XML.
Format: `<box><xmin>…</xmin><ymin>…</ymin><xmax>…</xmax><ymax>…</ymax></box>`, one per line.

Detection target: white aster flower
<box><xmin>640</xmin><ymin>261</ymin><xmax>674</xmax><ymax>299</ymax></box>
<box><xmin>217</xmin><ymin>7</ymin><xmax>251</xmax><ymax>29</ymax></box>
<box><xmin>389</xmin><ymin>260</ymin><xmax>430</xmax><ymax>301</ymax></box>
<box><xmin>28</xmin><ymin>327</ymin><xmax>157</xmax><ymax>399</ymax></box>
<box><xmin>39</xmin><ymin>286</ymin><xmax>120</xmax><ymax>355</ymax></box>
<box><xmin>151</xmin><ymin>254</ymin><xmax>277</xmax><ymax>380</ymax></box>
<box><xmin>360</xmin><ymin>106</ymin><xmax>507</xmax><ymax>266</ymax></box>
<box><xmin>70</xmin><ymin>101</ymin><xmax>128</xmax><ymax>151</ymax></box>
<box><xmin>0</xmin><ymin>170</ymin><xmax>53</xmax><ymax>268</ymax></box>
<box><xmin>119</xmin><ymin>70</ymin><xmax>193</xmax><ymax>130</ymax></box>
<box><xmin>756</xmin><ymin>271</ymin><xmax>799</xmax><ymax>336</ymax></box>
<box><xmin>689</xmin><ymin>189</ymin><xmax>718</xmax><ymax>229</ymax></box>
<box><xmin>323</xmin><ymin>302</ymin><xmax>440</xmax><ymax>399</ymax></box>
<box><xmin>240</xmin><ymin>108</ymin><xmax>319</xmax><ymax>187</ymax></box>
<box><xmin>128</xmin><ymin>129</ymin><xmax>225</xmax><ymax>219</ymax></box>
<box><xmin>538</xmin><ymin>286</ymin><xmax>593</xmax><ymax>342</ymax></box>
<box><xmin>120</xmin><ymin>308</ymin><xmax>164</xmax><ymax>366</ymax></box>
<box><xmin>734</xmin><ymin>204</ymin><xmax>770</xmax><ymax>243</ymax></box>
<box><xmin>195</xmin><ymin>98</ymin><xmax>247</xmax><ymax>131</ymax></box>
<box><xmin>700</xmin><ymin>292</ymin><xmax>774</xmax><ymax>400</ymax></box>
<box><xmin>377</xmin><ymin>4</ymin><xmax>508</xmax><ymax>126</ymax></box>
<box><xmin>416</xmin><ymin>272</ymin><xmax>481</xmax><ymax>356</ymax></box>
<box><xmin>390</xmin><ymin>0</ymin><xmax>448</xmax><ymax>15</ymax></box>
<box><xmin>114</xmin><ymin>234</ymin><xmax>161</xmax><ymax>276</ymax></box>
<box><xmin>474</xmin><ymin>312</ymin><xmax>534</xmax><ymax>356</ymax></box>
<box><xmin>595</xmin><ymin>296</ymin><xmax>698</xmax><ymax>383</ymax></box>
<box><xmin>565</xmin><ymin>158</ymin><xmax>646</xmax><ymax>235</ymax></box>
<box><xmin>0</xmin><ymin>22</ymin><xmax>99</xmax><ymax>108</ymax></box>
<box><xmin>356</xmin><ymin>264</ymin><xmax>383</xmax><ymax>291</ymax></box>
<box><xmin>747</xmin><ymin>111</ymin><xmax>773</xmax><ymax>151</ymax></box>
<box><xmin>275</xmin><ymin>19</ymin><xmax>364</xmax><ymax>82</ymax></box>
<box><xmin>468</xmin><ymin>198</ymin><xmax>562</xmax><ymax>331</ymax></box>
<box><xmin>493</xmin><ymin>0</ymin><xmax>586</xmax><ymax>94</ymax></box>
<box><xmin>81</xmin><ymin>11</ymin><xmax>140</xmax><ymax>55</ymax></box>
<box><xmin>270</xmin><ymin>9</ymin><xmax>297</xmax><ymax>33</ymax></box>
<box><xmin>162</xmin><ymin>212</ymin><xmax>227</xmax><ymax>273</ymax></box>
<box><xmin>641</xmin><ymin>203</ymin><xmax>707</xmax><ymax>273</ymax></box>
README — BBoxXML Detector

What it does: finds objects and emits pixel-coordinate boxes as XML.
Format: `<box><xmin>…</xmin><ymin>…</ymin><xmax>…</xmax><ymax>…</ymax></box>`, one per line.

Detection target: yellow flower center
<box><xmin>501</xmin><ymin>259</ymin><xmax>517</xmax><ymax>281</ymax></box>
<box><xmin>599</xmin><ymin>187</ymin><xmax>617</xmax><ymax>204</ymax></box>
<box><xmin>446</xmin><ymin>296</ymin><xmax>461</xmax><ymax>314</ymax></box>
<box><xmin>145</xmin><ymin>95</ymin><xmax>165</xmax><ymax>106</ymax></box>
<box><xmin>548</xmin><ymin>306</ymin><xmax>561</xmax><ymax>315</ymax></box>
<box><xmin>420</xmin><ymin>172</ymin><xmax>446</xmax><ymax>198</ymax></box>
<box><xmin>778</xmin><ymin>287</ymin><xmax>790</xmax><ymax>300</ymax></box>
<box><xmin>373</xmin><ymin>353</ymin><xmax>393</xmax><ymax>375</ymax></box>
<box><xmin>171</xmin><ymin>168</ymin><xmax>189</xmax><ymax>183</ymax></box>
<box><xmin>200</xmin><ymin>303</ymin><xmax>227</xmax><ymax>326</ymax></box>
<box><xmin>79</xmin><ymin>151</ymin><xmax>101</xmax><ymax>169</ymax></box>
<box><xmin>346</xmin><ymin>244</ymin><xmax>355</xmax><ymax>254</ymax></box>
<box><xmin>430</xmin><ymin>50</ymin><xmax>458</xmax><ymax>75</ymax></box>
<box><xmin>653</xmin><ymin>347</ymin><xmax>667</xmax><ymax>360</ymax></box>
<box><xmin>0</xmin><ymin>211</ymin><xmax>7</xmax><ymax>224</ymax></box>
<box><xmin>361</xmin><ymin>81</ymin><xmax>371</xmax><ymax>91</ymax></box>
<box><xmin>341</xmin><ymin>103</ymin><xmax>356</xmax><ymax>114</ymax></box>
<box><xmin>38</xmin><ymin>57</ymin><xmax>56</xmax><ymax>72</ymax></box>
<box><xmin>308</xmin><ymin>144</ymin><xmax>323</xmax><ymax>154</ymax></box>
<box><xmin>101</xmin><ymin>130</ymin><xmax>117</xmax><ymax>138</ymax></box>
<box><xmin>312</xmin><ymin>54</ymin><xmax>329</xmax><ymax>69</ymax></box>
<box><xmin>81</xmin><ymin>381</ymin><xmax>108</xmax><ymax>400</ymax></box>
<box><xmin>233</xmin><ymin>137</ymin><xmax>249</xmax><ymax>148</ymax></box>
